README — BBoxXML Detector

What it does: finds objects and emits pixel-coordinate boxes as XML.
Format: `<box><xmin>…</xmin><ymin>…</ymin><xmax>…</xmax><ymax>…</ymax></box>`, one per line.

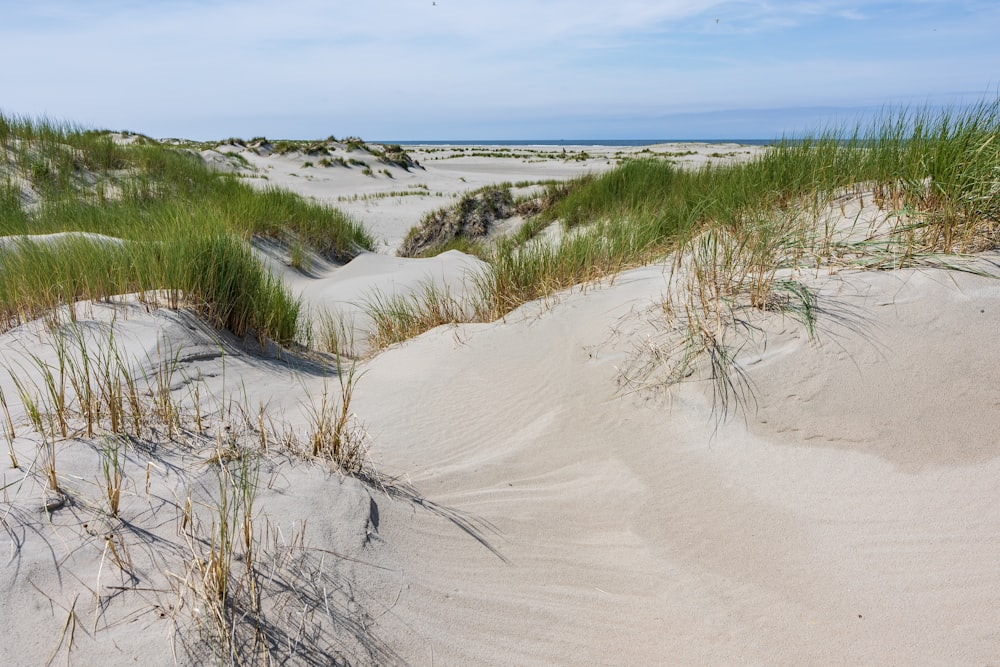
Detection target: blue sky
<box><xmin>1</xmin><ymin>1</ymin><xmax>997</xmax><ymax>140</ymax></box>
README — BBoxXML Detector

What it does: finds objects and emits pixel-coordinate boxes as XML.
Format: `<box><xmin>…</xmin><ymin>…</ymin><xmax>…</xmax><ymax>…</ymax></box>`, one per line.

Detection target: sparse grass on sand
<box><xmin>3</xmin><ymin>319</ymin><xmax>370</xmax><ymax>663</ymax></box>
<box><xmin>3</xmin><ymin>101</ymin><xmax>999</xmax><ymax>663</ymax></box>
<box><xmin>1</xmin><ymin>114</ymin><xmax>382</xmax><ymax>661</ymax></box>
<box><xmin>382</xmin><ymin>101</ymin><xmax>1000</xmax><ymax>405</ymax></box>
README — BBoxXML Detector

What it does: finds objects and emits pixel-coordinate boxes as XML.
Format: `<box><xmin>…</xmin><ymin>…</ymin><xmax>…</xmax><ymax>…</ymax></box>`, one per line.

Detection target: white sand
<box><xmin>223</xmin><ymin>141</ymin><xmax>755</xmax><ymax>254</ymax></box>
<box><xmin>4</xmin><ymin>143</ymin><xmax>999</xmax><ymax>665</ymax></box>
<box><xmin>344</xmin><ymin>255</ymin><xmax>1000</xmax><ymax>665</ymax></box>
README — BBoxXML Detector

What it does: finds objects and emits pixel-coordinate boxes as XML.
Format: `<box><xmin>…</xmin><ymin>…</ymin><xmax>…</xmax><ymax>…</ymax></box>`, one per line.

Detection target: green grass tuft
<box><xmin>0</xmin><ymin>113</ymin><xmax>376</xmax><ymax>343</ymax></box>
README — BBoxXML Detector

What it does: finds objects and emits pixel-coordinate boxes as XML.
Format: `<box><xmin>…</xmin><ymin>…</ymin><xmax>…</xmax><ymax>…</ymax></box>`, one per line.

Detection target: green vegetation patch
<box><xmin>372</xmin><ymin>100</ymin><xmax>1000</xmax><ymax>364</ymax></box>
<box><xmin>398</xmin><ymin>185</ymin><xmax>515</xmax><ymax>258</ymax></box>
<box><xmin>0</xmin><ymin>114</ymin><xmax>376</xmax><ymax>343</ymax></box>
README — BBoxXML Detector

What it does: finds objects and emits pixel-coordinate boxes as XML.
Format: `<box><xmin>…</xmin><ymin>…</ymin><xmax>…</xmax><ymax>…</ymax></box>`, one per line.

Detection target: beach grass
<box><xmin>532</xmin><ymin>101</ymin><xmax>992</xmax><ymax>291</ymax></box>
<box><xmin>0</xmin><ymin>233</ymin><xmax>301</xmax><ymax>343</ymax></box>
<box><xmin>0</xmin><ymin>114</ymin><xmax>375</xmax><ymax>344</ymax></box>
<box><xmin>397</xmin><ymin>184</ymin><xmax>515</xmax><ymax>258</ymax></box>
<box><xmin>304</xmin><ymin>359</ymin><xmax>367</xmax><ymax>473</ymax></box>
<box><xmin>364</xmin><ymin>283</ymin><xmax>468</xmax><ymax>350</ymax></box>
<box><xmin>0</xmin><ymin>316</ymin><xmax>372</xmax><ymax>659</ymax></box>
<box><xmin>382</xmin><ymin>100</ymin><xmax>1000</xmax><ymax>381</ymax></box>
<box><xmin>2</xmin><ymin>101</ymin><xmax>999</xmax><ymax>663</ymax></box>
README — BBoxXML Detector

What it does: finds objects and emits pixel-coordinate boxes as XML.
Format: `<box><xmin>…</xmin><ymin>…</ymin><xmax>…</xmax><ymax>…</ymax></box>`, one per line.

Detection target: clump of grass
<box><xmin>100</xmin><ymin>435</ymin><xmax>127</xmax><ymax>517</ymax></box>
<box><xmin>398</xmin><ymin>185</ymin><xmax>515</xmax><ymax>257</ymax></box>
<box><xmin>9</xmin><ymin>364</ymin><xmax>62</xmax><ymax>493</ymax></box>
<box><xmin>7</xmin><ymin>323</ymin><xmax>155</xmax><ymax>452</ymax></box>
<box><xmin>0</xmin><ymin>387</ymin><xmax>17</xmax><ymax>468</ymax></box>
<box><xmin>317</xmin><ymin>309</ymin><xmax>358</xmax><ymax>358</ymax></box>
<box><xmin>344</xmin><ymin>138</ymin><xmax>368</xmax><ymax>153</ymax></box>
<box><xmin>0</xmin><ymin>231</ymin><xmax>302</xmax><ymax>344</ymax></box>
<box><xmin>180</xmin><ymin>453</ymin><xmax>267</xmax><ymax>662</ymax></box>
<box><xmin>364</xmin><ymin>283</ymin><xmax>468</xmax><ymax>350</ymax></box>
<box><xmin>373</xmin><ymin>143</ymin><xmax>419</xmax><ymax>170</ymax></box>
<box><xmin>304</xmin><ymin>359</ymin><xmax>367</xmax><ymax>473</ymax></box>
<box><xmin>317</xmin><ymin>157</ymin><xmax>347</xmax><ymax>168</ymax></box>
<box><xmin>472</xmin><ymin>215</ymin><xmax>663</xmax><ymax>321</ymax></box>
<box><xmin>287</xmin><ymin>237</ymin><xmax>309</xmax><ymax>272</ymax></box>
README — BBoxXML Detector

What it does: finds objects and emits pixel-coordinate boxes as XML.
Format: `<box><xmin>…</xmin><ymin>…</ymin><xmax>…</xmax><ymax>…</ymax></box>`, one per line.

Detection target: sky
<box><xmin>1</xmin><ymin>1</ymin><xmax>997</xmax><ymax>140</ymax></box>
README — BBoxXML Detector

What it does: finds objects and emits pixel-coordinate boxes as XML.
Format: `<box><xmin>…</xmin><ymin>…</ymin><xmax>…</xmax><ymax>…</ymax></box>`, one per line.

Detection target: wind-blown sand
<box><xmin>4</xmin><ymin>142</ymin><xmax>1000</xmax><ymax>665</ymax></box>
<box><xmin>346</xmin><ymin>257</ymin><xmax>1000</xmax><ymax>665</ymax></box>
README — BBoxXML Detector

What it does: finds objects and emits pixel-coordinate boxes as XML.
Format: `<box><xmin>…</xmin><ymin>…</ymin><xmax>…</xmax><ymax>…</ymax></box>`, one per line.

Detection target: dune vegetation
<box><xmin>514</xmin><ymin>102</ymin><xmax>994</xmax><ymax>298</ymax></box>
<box><xmin>0</xmin><ymin>114</ymin><xmax>375</xmax><ymax>344</ymax></box>
<box><xmin>5</xmin><ymin>103</ymin><xmax>999</xmax><ymax>390</ymax></box>
<box><xmin>2</xmin><ymin>102</ymin><xmax>999</xmax><ymax>664</ymax></box>
<box><xmin>383</xmin><ymin>102</ymin><xmax>1000</xmax><ymax>378</ymax></box>
<box><xmin>1</xmin><ymin>118</ymin><xmax>379</xmax><ymax>663</ymax></box>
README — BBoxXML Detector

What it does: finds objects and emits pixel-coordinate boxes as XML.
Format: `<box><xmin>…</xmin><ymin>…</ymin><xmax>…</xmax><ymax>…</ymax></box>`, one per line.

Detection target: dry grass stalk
<box><xmin>305</xmin><ymin>359</ymin><xmax>367</xmax><ymax>473</ymax></box>
<box><xmin>0</xmin><ymin>387</ymin><xmax>17</xmax><ymax>468</ymax></box>
<box><xmin>100</xmin><ymin>436</ymin><xmax>126</xmax><ymax>517</ymax></box>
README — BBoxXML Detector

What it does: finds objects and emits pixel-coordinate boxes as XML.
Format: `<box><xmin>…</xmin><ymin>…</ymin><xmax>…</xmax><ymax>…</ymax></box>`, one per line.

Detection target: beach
<box><xmin>3</xmin><ymin>134</ymin><xmax>1000</xmax><ymax>666</ymax></box>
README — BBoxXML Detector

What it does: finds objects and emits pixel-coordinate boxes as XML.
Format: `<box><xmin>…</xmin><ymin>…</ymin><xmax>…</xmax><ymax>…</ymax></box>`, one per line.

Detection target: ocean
<box><xmin>377</xmin><ymin>139</ymin><xmax>777</xmax><ymax>147</ymax></box>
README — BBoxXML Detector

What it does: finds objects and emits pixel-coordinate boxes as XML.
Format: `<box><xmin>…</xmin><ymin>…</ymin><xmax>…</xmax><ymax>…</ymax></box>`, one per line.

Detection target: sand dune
<box><xmin>225</xmin><ymin>142</ymin><xmax>755</xmax><ymax>254</ymax></box>
<box><xmin>3</xmin><ymin>142</ymin><xmax>999</xmax><ymax>665</ymax></box>
<box><xmin>346</xmin><ymin>253</ymin><xmax>1000</xmax><ymax>664</ymax></box>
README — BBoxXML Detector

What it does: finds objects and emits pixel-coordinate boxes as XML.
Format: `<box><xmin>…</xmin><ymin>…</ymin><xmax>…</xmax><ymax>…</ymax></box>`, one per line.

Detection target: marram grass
<box><xmin>0</xmin><ymin>113</ymin><xmax>375</xmax><ymax>343</ymax></box>
<box><xmin>382</xmin><ymin>100</ymin><xmax>1000</xmax><ymax>355</ymax></box>
<box><xmin>496</xmin><ymin>100</ymin><xmax>1000</xmax><ymax>409</ymax></box>
<box><xmin>0</xmin><ymin>233</ymin><xmax>300</xmax><ymax>343</ymax></box>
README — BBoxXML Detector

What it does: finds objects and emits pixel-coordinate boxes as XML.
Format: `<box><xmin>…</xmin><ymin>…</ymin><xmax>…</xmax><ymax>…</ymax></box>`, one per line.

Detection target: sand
<box><xmin>4</xmin><ymin>141</ymin><xmax>1000</xmax><ymax>665</ymax></box>
<box><xmin>219</xmin><ymin>141</ymin><xmax>755</xmax><ymax>253</ymax></box>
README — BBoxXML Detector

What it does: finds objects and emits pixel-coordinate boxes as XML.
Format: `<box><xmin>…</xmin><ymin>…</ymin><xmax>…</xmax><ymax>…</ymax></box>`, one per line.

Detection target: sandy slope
<box><xmin>0</xmin><ymin>302</ymin><xmax>389</xmax><ymax>665</ymax></box>
<box><xmin>4</xmin><ymin>143</ymin><xmax>1000</xmax><ymax>665</ymax></box>
<box><xmin>347</xmin><ymin>257</ymin><xmax>1000</xmax><ymax>665</ymax></box>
